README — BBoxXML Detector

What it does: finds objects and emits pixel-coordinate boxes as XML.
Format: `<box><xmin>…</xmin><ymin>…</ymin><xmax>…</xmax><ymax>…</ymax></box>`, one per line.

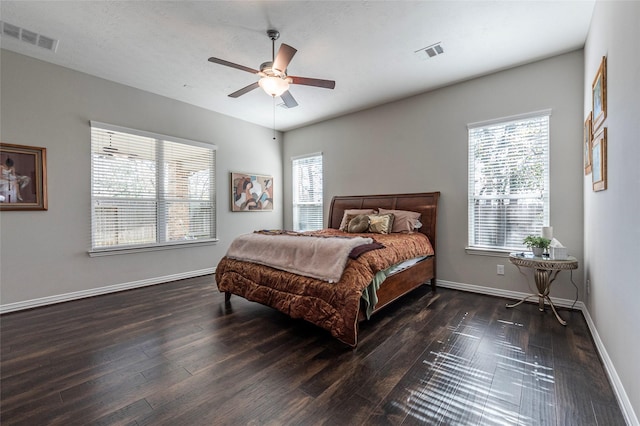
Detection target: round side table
<box><xmin>507</xmin><ymin>253</ymin><xmax>578</xmax><ymax>325</ymax></box>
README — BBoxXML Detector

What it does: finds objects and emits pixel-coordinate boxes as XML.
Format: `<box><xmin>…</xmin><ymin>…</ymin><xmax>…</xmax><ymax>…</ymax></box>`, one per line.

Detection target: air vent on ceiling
<box><xmin>415</xmin><ymin>42</ymin><xmax>444</xmax><ymax>58</ymax></box>
<box><xmin>0</xmin><ymin>21</ymin><xmax>58</xmax><ymax>52</ymax></box>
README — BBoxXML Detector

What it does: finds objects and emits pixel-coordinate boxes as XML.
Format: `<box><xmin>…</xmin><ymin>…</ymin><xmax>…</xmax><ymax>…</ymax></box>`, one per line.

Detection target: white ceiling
<box><xmin>0</xmin><ymin>1</ymin><xmax>595</xmax><ymax>132</ymax></box>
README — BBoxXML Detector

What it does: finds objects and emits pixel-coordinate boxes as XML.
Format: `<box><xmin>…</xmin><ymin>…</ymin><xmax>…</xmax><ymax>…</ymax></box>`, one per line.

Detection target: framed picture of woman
<box><xmin>0</xmin><ymin>143</ymin><xmax>48</xmax><ymax>210</ymax></box>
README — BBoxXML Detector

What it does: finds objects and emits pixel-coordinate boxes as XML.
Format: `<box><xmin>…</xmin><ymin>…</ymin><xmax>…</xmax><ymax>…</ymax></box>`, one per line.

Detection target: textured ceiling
<box><xmin>0</xmin><ymin>1</ymin><xmax>595</xmax><ymax>131</ymax></box>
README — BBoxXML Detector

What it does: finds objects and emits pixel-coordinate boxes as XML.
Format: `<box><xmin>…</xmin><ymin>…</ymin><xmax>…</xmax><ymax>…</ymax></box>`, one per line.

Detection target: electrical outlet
<box><xmin>497</xmin><ymin>264</ymin><xmax>504</xmax><ymax>275</ymax></box>
<box><xmin>586</xmin><ymin>279</ymin><xmax>591</xmax><ymax>295</ymax></box>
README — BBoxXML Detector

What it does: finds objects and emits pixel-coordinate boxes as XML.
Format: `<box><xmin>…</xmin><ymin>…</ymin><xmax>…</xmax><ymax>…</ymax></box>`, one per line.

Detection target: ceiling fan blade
<box><xmin>208</xmin><ymin>57</ymin><xmax>259</xmax><ymax>74</ymax></box>
<box><xmin>280</xmin><ymin>90</ymin><xmax>299</xmax><ymax>108</ymax></box>
<box><xmin>272</xmin><ymin>43</ymin><xmax>297</xmax><ymax>74</ymax></box>
<box><xmin>289</xmin><ymin>76</ymin><xmax>336</xmax><ymax>89</ymax></box>
<box><xmin>228</xmin><ymin>82</ymin><xmax>260</xmax><ymax>98</ymax></box>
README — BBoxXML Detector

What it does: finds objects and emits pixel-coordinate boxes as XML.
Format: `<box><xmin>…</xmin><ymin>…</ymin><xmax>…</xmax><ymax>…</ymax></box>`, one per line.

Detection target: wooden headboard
<box><xmin>327</xmin><ymin>192</ymin><xmax>440</xmax><ymax>252</ymax></box>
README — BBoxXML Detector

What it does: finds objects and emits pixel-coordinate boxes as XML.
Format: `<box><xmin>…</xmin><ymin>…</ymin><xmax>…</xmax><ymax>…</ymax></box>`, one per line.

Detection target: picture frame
<box><xmin>592</xmin><ymin>56</ymin><xmax>607</xmax><ymax>133</ymax></box>
<box><xmin>584</xmin><ymin>112</ymin><xmax>593</xmax><ymax>175</ymax></box>
<box><xmin>0</xmin><ymin>143</ymin><xmax>48</xmax><ymax>210</ymax></box>
<box><xmin>592</xmin><ymin>127</ymin><xmax>607</xmax><ymax>192</ymax></box>
<box><xmin>230</xmin><ymin>172</ymin><xmax>273</xmax><ymax>211</ymax></box>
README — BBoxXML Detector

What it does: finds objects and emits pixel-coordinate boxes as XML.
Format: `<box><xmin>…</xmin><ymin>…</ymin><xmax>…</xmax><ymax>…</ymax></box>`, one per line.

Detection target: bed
<box><xmin>215</xmin><ymin>191</ymin><xmax>440</xmax><ymax>346</ymax></box>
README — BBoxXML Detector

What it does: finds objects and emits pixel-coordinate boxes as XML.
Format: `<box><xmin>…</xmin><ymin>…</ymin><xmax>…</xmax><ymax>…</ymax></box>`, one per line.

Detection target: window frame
<box><xmin>89</xmin><ymin>121</ymin><xmax>217</xmax><ymax>256</ymax></box>
<box><xmin>466</xmin><ymin>110</ymin><xmax>551</xmax><ymax>256</ymax></box>
<box><xmin>292</xmin><ymin>152</ymin><xmax>323</xmax><ymax>232</ymax></box>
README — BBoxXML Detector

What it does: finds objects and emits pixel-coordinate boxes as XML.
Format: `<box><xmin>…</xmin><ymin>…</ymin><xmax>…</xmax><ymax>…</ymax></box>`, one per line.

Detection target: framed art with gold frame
<box><xmin>592</xmin><ymin>127</ymin><xmax>607</xmax><ymax>192</ymax></box>
<box><xmin>592</xmin><ymin>56</ymin><xmax>607</xmax><ymax>133</ymax></box>
<box><xmin>584</xmin><ymin>112</ymin><xmax>592</xmax><ymax>175</ymax></box>
<box><xmin>0</xmin><ymin>142</ymin><xmax>48</xmax><ymax>210</ymax></box>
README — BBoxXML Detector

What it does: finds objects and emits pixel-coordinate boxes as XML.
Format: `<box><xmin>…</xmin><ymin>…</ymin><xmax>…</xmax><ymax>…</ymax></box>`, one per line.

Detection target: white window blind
<box><xmin>90</xmin><ymin>122</ymin><xmax>216</xmax><ymax>252</ymax></box>
<box><xmin>292</xmin><ymin>153</ymin><xmax>323</xmax><ymax>231</ymax></box>
<box><xmin>468</xmin><ymin>111</ymin><xmax>550</xmax><ymax>251</ymax></box>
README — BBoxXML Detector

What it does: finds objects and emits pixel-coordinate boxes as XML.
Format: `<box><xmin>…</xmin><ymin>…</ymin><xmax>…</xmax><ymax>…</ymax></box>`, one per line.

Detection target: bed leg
<box><xmin>225</xmin><ymin>292</ymin><xmax>231</xmax><ymax>302</ymax></box>
<box><xmin>430</xmin><ymin>279</ymin><xmax>437</xmax><ymax>292</ymax></box>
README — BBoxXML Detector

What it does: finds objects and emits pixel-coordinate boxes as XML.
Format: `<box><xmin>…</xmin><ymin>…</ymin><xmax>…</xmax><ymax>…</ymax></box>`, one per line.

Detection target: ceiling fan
<box><xmin>208</xmin><ymin>29</ymin><xmax>335</xmax><ymax>108</ymax></box>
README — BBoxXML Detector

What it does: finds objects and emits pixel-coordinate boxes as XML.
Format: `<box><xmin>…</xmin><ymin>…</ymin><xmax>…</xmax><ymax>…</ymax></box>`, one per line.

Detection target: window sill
<box><xmin>465</xmin><ymin>247</ymin><xmax>512</xmax><ymax>258</ymax></box>
<box><xmin>88</xmin><ymin>238</ymin><xmax>219</xmax><ymax>257</ymax></box>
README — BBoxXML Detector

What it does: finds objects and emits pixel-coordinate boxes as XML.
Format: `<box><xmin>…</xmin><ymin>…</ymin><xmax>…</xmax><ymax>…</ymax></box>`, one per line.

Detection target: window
<box><xmin>468</xmin><ymin>111</ymin><xmax>550</xmax><ymax>252</ymax></box>
<box><xmin>292</xmin><ymin>153</ymin><xmax>323</xmax><ymax>231</ymax></box>
<box><xmin>90</xmin><ymin>122</ymin><xmax>216</xmax><ymax>253</ymax></box>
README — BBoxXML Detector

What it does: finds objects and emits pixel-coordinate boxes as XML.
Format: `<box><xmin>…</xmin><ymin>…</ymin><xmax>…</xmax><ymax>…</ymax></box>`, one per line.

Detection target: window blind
<box><xmin>468</xmin><ymin>112</ymin><xmax>550</xmax><ymax>251</ymax></box>
<box><xmin>90</xmin><ymin>122</ymin><xmax>216</xmax><ymax>251</ymax></box>
<box><xmin>292</xmin><ymin>153</ymin><xmax>323</xmax><ymax>231</ymax></box>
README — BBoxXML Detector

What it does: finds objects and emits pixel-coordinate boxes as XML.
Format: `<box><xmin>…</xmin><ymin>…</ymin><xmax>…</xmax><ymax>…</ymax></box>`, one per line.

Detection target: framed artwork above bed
<box><xmin>230</xmin><ymin>172</ymin><xmax>273</xmax><ymax>211</ymax></box>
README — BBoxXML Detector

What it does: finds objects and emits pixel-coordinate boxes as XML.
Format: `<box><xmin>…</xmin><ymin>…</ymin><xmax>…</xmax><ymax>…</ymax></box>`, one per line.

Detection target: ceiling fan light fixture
<box><xmin>209</xmin><ymin>29</ymin><xmax>334</xmax><ymax>107</ymax></box>
<box><xmin>258</xmin><ymin>76</ymin><xmax>289</xmax><ymax>97</ymax></box>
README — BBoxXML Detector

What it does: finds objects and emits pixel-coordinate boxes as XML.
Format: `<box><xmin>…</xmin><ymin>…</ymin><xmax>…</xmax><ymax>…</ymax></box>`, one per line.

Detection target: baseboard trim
<box><xmin>436</xmin><ymin>279</ymin><xmax>637</xmax><ymax>426</ymax></box>
<box><xmin>436</xmin><ymin>279</ymin><xmax>584</xmax><ymax>310</ymax></box>
<box><xmin>581</xmin><ymin>305</ymin><xmax>639</xmax><ymax>426</ymax></box>
<box><xmin>0</xmin><ymin>267</ymin><xmax>216</xmax><ymax>314</ymax></box>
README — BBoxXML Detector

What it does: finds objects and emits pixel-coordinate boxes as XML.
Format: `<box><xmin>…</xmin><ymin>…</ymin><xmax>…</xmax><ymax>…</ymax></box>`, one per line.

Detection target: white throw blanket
<box><xmin>225</xmin><ymin>233</ymin><xmax>373</xmax><ymax>283</ymax></box>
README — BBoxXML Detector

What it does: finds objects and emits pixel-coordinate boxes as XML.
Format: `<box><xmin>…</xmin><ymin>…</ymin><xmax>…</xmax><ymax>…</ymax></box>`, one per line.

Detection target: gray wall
<box><xmin>284</xmin><ymin>51</ymin><xmax>585</xmax><ymax>301</ymax></box>
<box><xmin>0</xmin><ymin>50</ymin><xmax>283</xmax><ymax>307</ymax></box>
<box><xmin>584</xmin><ymin>1</ymin><xmax>640</xmax><ymax>422</ymax></box>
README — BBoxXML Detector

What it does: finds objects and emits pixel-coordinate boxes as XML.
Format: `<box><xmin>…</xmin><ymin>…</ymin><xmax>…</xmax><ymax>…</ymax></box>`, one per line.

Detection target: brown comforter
<box><xmin>215</xmin><ymin>229</ymin><xmax>434</xmax><ymax>346</ymax></box>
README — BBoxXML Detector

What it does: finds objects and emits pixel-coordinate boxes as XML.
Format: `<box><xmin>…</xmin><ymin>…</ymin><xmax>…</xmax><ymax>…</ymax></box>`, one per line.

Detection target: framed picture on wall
<box><xmin>0</xmin><ymin>143</ymin><xmax>48</xmax><ymax>210</ymax></box>
<box><xmin>230</xmin><ymin>172</ymin><xmax>274</xmax><ymax>211</ymax></box>
<box><xmin>584</xmin><ymin>112</ymin><xmax>593</xmax><ymax>175</ymax></box>
<box><xmin>592</xmin><ymin>56</ymin><xmax>607</xmax><ymax>133</ymax></box>
<box><xmin>592</xmin><ymin>127</ymin><xmax>607</xmax><ymax>192</ymax></box>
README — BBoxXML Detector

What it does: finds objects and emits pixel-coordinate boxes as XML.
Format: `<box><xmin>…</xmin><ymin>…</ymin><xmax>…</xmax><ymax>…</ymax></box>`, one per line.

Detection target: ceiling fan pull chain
<box><xmin>273</xmin><ymin>96</ymin><xmax>276</xmax><ymax>140</ymax></box>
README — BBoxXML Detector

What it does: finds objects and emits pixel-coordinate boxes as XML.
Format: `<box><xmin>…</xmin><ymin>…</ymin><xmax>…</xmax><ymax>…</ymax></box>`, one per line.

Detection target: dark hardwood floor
<box><xmin>1</xmin><ymin>275</ymin><xmax>626</xmax><ymax>425</ymax></box>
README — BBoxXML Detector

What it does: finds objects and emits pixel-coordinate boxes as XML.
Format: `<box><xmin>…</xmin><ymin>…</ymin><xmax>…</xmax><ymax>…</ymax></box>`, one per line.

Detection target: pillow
<box><xmin>347</xmin><ymin>214</ymin><xmax>370</xmax><ymax>233</ymax></box>
<box><xmin>377</xmin><ymin>208</ymin><xmax>422</xmax><ymax>233</ymax></box>
<box><xmin>339</xmin><ymin>209</ymin><xmax>376</xmax><ymax>231</ymax></box>
<box><xmin>367</xmin><ymin>213</ymin><xmax>395</xmax><ymax>234</ymax></box>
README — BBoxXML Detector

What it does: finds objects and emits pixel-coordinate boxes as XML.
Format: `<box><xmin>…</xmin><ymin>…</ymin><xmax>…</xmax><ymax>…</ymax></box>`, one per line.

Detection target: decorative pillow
<box><xmin>377</xmin><ymin>208</ymin><xmax>422</xmax><ymax>233</ymax></box>
<box><xmin>367</xmin><ymin>213</ymin><xmax>395</xmax><ymax>234</ymax></box>
<box><xmin>347</xmin><ymin>214</ymin><xmax>370</xmax><ymax>233</ymax></box>
<box><xmin>339</xmin><ymin>209</ymin><xmax>376</xmax><ymax>231</ymax></box>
